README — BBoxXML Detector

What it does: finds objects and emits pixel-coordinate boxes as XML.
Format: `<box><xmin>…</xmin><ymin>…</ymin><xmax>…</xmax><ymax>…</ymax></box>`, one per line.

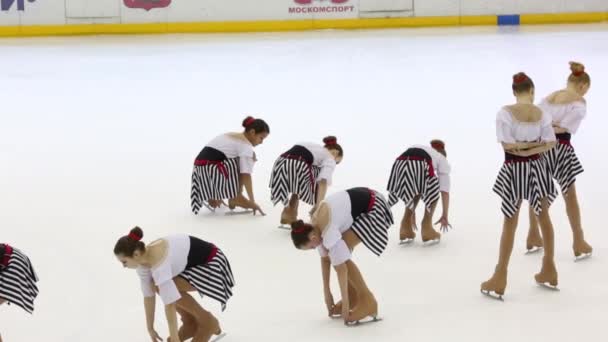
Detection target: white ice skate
<box><xmin>211</xmin><ymin>332</ymin><xmax>227</xmax><ymax>342</ymax></box>
<box><xmin>525</xmin><ymin>246</ymin><xmax>543</xmax><ymax>255</ymax></box>
<box><xmin>480</xmin><ymin>289</ymin><xmax>504</xmax><ymax>301</ymax></box>
<box><xmin>225</xmin><ymin>209</ymin><xmax>253</xmax><ymax>216</ymax></box>
<box><xmin>422</xmin><ymin>239</ymin><xmax>440</xmax><ymax>247</ymax></box>
<box><xmin>399</xmin><ymin>238</ymin><xmax>414</xmax><ymax>245</ymax></box>
<box><xmin>345</xmin><ymin>316</ymin><xmax>383</xmax><ymax>326</ymax></box>
<box><xmin>574</xmin><ymin>252</ymin><xmax>592</xmax><ymax>262</ymax></box>
<box><xmin>536</xmin><ymin>282</ymin><xmax>560</xmax><ymax>291</ymax></box>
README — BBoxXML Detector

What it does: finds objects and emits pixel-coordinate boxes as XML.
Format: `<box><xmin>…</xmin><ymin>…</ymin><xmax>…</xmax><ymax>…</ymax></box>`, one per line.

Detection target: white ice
<box><xmin>1</xmin><ymin>24</ymin><xmax>607</xmax><ymax>342</ymax></box>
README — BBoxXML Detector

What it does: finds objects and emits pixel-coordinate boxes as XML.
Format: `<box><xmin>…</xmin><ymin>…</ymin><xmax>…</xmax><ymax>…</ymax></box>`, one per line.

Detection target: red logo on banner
<box><xmin>124</xmin><ymin>0</ymin><xmax>171</xmax><ymax>11</ymax></box>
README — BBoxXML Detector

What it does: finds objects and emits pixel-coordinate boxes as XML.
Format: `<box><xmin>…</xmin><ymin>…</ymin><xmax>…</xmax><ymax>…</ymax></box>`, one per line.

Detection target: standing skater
<box><xmin>481</xmin><ymin>72</ymin><xmax>559</xmax><ymax>300</ymax></box>
<box><xmin>525</xmin><ymin>62</ymin><xmax>593</xmax><ymax>261</ymax></box>
<box><xmin>269</xmin><ymin>136</ymin><xmax>344</xmax><ymax>227</ymax></box>
<box><xmin>386</xmin><ymin>140</ymin><xmax>452</xmax><ymax>245</ymax></box>
<box><xmin>191</xmin><ymin>116</ymin><xmax>269</xmax><ymax>216</ymax></box>
<box><xmin>1</xmin><ymin>243</ymin><xmax>40</xmax><ymax>342</ymax></box>
<box><xmin>290</xmin><ymin>187</ymin><xmax>393</xmax><ymax>325</ymax></box>
<box><xmin>114</xmin><ymin>227</ymin><xmax>234</xmax><ymax>342</ymax></box>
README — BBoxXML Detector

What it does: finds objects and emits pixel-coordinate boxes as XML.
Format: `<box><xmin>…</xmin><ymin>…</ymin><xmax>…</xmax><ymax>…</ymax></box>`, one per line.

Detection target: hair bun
<box><xmin>242</xmin><ymin>116</ymin><xmax>256</xmax><ymax>128</ymax></box>
<box><xmin>513</xmin><ymin>72</ymin><xmax>528</xmax><ymax>84</ymax></box>
<box><xmin>323</xmin><ymin>136</ymin><xmax>338</xmax><ymax>146</ymax></box>
<box><xmin>569</xmin><ymin>61</ymin><xmax>585</xmax><ymax>76</ymax></box>
<box><xmin>128</xmin><ymin>226</ymin><xmax>143</xmax><ymax>241</ymax></box>
<box><xmin>430</xmin><ymin>139</ymin><xmax>445</xmax><ymax>149</ymax></box>
<box><xmin>291</xmin><ymin>220</ymin><xmax>304</xmax><ymax>230</ymax></box>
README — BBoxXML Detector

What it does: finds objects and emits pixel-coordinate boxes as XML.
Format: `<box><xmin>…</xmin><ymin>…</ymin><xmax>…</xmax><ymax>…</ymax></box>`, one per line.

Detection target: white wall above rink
<box><xmin>0</xmin><ymin>0</ymin><xmax>607</xmax><ymax>28</ymax></box>
<box><xmin>66</xmin><ymin>0</ymin><xmax>120</xmax><ymax>18</ymax></box>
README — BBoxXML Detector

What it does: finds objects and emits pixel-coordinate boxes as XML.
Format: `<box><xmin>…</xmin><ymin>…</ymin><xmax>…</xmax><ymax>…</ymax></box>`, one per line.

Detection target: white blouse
<box><xmin>137</xmin><ymin>234</ymin><xmax>190</xmax><ymax>305</ymax></box>
<box><xmin>298</xmin><ymin>142</ymin><xmax>337</xmax><ymax>185</ymax></box>
<box><xmin>539</xmin><ymin>99</ymin><xmax>587</xmax><ymax>135</ymax></box>
<box><xmin>317</xmin><ymin>191</ymin><xmax>353</xmax><ymax>266</ymax></box>
<box><xmin>495</xmin><ymin>108</ymin><xmax>556</xmax><ymax>144</ymax></box>
<box><xmin>207</xmin><ymin>134</ymin><xmax>256</xmax><ymax>174</ymax></box>
<box><xmin>411</xmin><ymin>144</ymin><xmax>451</xmax><ymax>193</ymax></box>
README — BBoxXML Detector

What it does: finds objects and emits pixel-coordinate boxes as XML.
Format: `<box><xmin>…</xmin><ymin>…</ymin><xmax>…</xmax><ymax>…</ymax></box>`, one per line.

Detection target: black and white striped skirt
<box><xmin>350</xmin><ymin>191</ymin><xmax>394</xmax><ymax>257</ymax></box>
<box><xmin>0</xmin><ymin>247</ymin><xmax>39</xmax><ymax>314</ymax></box>
<box><xmin>543</xmin><ymin>142</ymin><xmax>584</xmax><ymax>194</ymax></box>
<box><xmin>493</xmin><ymin>157</ymin><xmax>557</xmax><ymax>218</ymax></box>
<box><xmin>269</xmin><ymin>157</ymin><xmax>321</xmax><ymax>206</ymax></box>
<box><xmin>387</xmin><ymin>159</ymin><xmax>440</xmax><ymax>212</ymax></box>
<box><xmin>190</xmin><ymin>158</ymin><xmax>240</xmax><ymax>214</ymax></box>
<box><xmin>179</xmin><ymin>249</ymin><xmax>234</xmax><ymax>311</ymax></box>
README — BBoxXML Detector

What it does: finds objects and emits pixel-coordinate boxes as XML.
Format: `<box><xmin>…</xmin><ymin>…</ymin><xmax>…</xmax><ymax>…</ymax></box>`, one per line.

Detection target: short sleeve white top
<box><xmin>207</xmin><ymin>134</ymin><xmax>256</xmax><ymax>173</ymax></box>
<box><xmin>495</xmin><ymin>108</ymin><xmax>556</xmax><ymax>144</ymax></box>
<box><xmin>539</xmin><ymin>99</ymin><xmax>587</xmax><ymax>135</ymax></box>
<box><xmin>136</xmin><ymin>234</ymin><xmax>190</xmax><ymax>305</ymax></box>
<box><xmin>298</xmin><ymin>142</ymin><xmax>337</xmax><ymax>185</ymax></box>
<box><xmin>316</xmin><ymin>191</ymin><xmax>353</xmax><ymax>266</ymax></box>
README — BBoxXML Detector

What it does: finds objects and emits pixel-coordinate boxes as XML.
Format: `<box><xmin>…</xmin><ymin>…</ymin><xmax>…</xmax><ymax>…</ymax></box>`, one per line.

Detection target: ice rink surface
<box><xmin>1</xmin><ymin>23</ymin><xmax>607</xmax><ymax>341</ymax></box>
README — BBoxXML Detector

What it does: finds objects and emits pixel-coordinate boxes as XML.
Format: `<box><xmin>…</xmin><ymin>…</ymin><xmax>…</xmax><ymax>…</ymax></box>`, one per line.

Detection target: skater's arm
<box><xmin>315</xmin><ymin>180</ymin><xmax>328</xmax><ymax>206</ymax></box>
<box><xmin>334</xmin><ymin>263</ymin><xmax>350</xmax><ymax>322</ymax></box>
<box><xmin>513</xmin><ymin>141</ymin><xmax>557</xmax><ymax>156</ymax></box>
<box><xmin>501</xmin><ymin>141</ymin><xmax>544</xmax><ymax>151</ymax></box>
<box><xmin>321</xmin><ymin>256</ymin><xmax>331</xmax><ymax>294</ymax></box>
<box><xmin>240</xmin><ymin>173</ymin><xmax>255</xmax><ymax>202</ymax></box>
<box><xmin>144</xmin><ymin>296</ymin><xmax>157</xmax><ymax>332</ymax></box>
<box><xmin>164</xmin><ymin>303</ymin><xmax>180</xmax><ymax>342</ymax></box>
<box><xmin>552</xmin><ymin>125</ymin><xmax>568</xmax><ymax>134</ymax></box>
<box><xmin>440</xmin><ymin>191</ymin><xmax>449</xmax><ymax>221</ymax></box>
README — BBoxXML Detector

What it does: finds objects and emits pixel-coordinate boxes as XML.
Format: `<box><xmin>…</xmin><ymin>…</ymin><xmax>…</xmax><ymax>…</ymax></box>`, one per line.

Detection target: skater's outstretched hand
<box><xmin>435</xmin><ymin>216</ymin><xmax>452</xmax><ymax>233</ymax></box>
<box><xmin>147</xmin><ymin>328</ymin><xmax>162</xmax><ymax>342</ymax></box>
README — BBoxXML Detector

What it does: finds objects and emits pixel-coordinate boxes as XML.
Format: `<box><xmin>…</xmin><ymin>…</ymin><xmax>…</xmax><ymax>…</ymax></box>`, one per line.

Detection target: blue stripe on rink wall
<box><xmin>497</xmin><ymin>14</ymin><xmax>521</xmax><ymax>25</ymax></box>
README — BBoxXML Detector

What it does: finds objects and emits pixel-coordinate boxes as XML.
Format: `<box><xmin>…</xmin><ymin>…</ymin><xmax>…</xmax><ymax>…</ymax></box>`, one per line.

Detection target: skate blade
<box><xmin>277</xmin><ymin>224</ymin><xmax>291</xmax><ymax>230</ymax></box>
<box><xmin>399</xmin><ymin>238</ymin><xmax>414</xmax><ymax>245</ymax></box>
<box><xmin>225</xmin><ymin>210</ymin><xmax>253</xmax><ymax>216</ymax></box>
<box><xmin>574</xmin><ymin>253</ymin><xmax>592</xmax><ymax>262</ymax></box>
<box><xmin>536</xmin><ymin>282</ymin><xmax>560</xmax><ymax>291</ymax></box>
<box><xmin>525</xmin><ymin>246</ymin><xmax>543</xmax><ymax>255</ymax></box>
<box><xmin>422</xmin><ymin>239</ymin><xmax>440</xmax><ymax>247</ymax></box>
<box><xmin>202</xmin><ymin>203</ymin><xmax>217</xmax><ymax>213</ymax></box>
<box><xmin>480</xmin><ymin>289</ymin><xmax>504</xmax><ymax>301</ymax></box>
<box><xmin>211</xmin><ymin>332</ymin><xmax>227</xmax><ymax>342</ymax></box>
<box><xmin>345</xmin><ymin>316</ymin><xmax>383</xmax><ymax>326</ymax></box>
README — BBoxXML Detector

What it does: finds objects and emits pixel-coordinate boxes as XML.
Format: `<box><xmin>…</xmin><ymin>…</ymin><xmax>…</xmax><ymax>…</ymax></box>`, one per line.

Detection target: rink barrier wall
<box><xmin>0</xmin><ymin>12</ymin><xmax>607</xmax><ymax>37</ymax></box>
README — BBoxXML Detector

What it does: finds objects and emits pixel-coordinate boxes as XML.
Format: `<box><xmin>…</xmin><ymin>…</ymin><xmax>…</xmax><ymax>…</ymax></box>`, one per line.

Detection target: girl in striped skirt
<box><xmin>289</xmin><ymin>187</ymin><xmax>394</xmax><ymax>325</ymax></box>
<box><xmin>114</xmin><ymin>227</ymin><xmax>234</xmax><ymax>342</ymax></box>
<box><xmin>386</xmin><ymin>140</ymin><xmax>451</xmax><ymax>244</ymax></box>
<box><xmin>525</xmin><ymin>62</ymin><xmax>593</xmax><ymax>260</ymax></box>
<box><xmin>481</xmin><ymin>72</ymin><xmax>559</xmax><ymax>299</ymax></box>
<box><xmin>269</xmin><ymin>136</ymin><xmax>344</xmax><ymax>226</ymax></box>
<box><xmin>191</xmin><ymin>116</ymin><xmax>269</xmax><ymax>216</ymax></box>
<box><xmin>1</xmin><ymin>243</ymin><xmax>39</xmax><ymax>341</ymax></box>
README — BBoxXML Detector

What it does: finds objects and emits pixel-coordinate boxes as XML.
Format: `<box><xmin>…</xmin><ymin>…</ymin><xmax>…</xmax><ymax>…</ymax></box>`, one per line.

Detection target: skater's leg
<box><xmin>342</xmin><ymin>229</ymin><xmax>361</xmax><ymax>251</ymax></box>
<box><xmin>400</xmin><ymin>197</ymin><xmax>418</xmax><ymax>241</ymax></box>
<box><xmin>421</xmin><ymin>201</ymin><xmax>440</xmax><ymax>242</ymax></box>
<box><xmin>481</xmin><ymin>203</ymin><xmax>521</xmax><ymax>295</ymax></box>
<box><xmin>535</xmin><ymin>199</ymin><xmax>558</xmax><ymax>286</ymax></box>
<box><xmin>346</xmin><ymin>260</ymin><xmax>377</xmax><ymax>322</ymax></box>
<box><xmin>564</xmin><ymin>184</ymin><xmax>592</xmax><ymax>257</ymax></box>
<box><xmin>176</xmin><ymin>304</ymin><xmax>198</xmax><ymax>341</ymax></box>
<box><xmin>281</xmin><ymin>194</ymin><xmax>300</xmax><ymax>224</ymax></box>
<box><xmin>330</xmin><ymin>281</ymin><xmax>358</xmax><ymax>316</ymax></box>
<box><xmin>526</xmin><ymin>204</ymin><xmax>543</xmax><ymax>251</ymax></box>
<box><xmin>176</xmin><ymin>292</ymin><xmax>221</xmax><ymax>342</ymax></box>
<box><xmin>0</xmin><ymin>299</ymin><xmax>5</xmax><ymax>305</ymax></box>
